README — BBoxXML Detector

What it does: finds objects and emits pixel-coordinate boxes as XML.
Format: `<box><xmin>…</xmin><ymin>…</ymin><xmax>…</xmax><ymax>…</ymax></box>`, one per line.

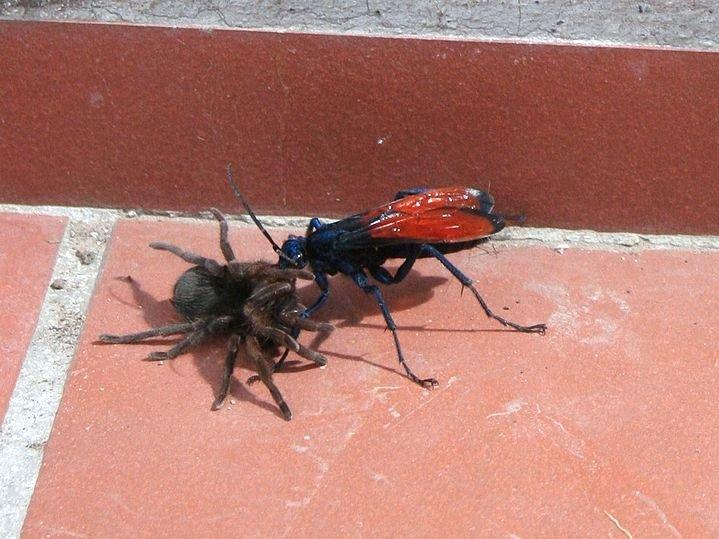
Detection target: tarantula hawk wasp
<box><xmin>99</xmin><ymin>208</ymin><xmax>333</xmax><ymax>420</ymax></box>
<box><xmin>225</xmin><ymin>165</ymin><xmax>546</xmax><ymax>390</ymax></box>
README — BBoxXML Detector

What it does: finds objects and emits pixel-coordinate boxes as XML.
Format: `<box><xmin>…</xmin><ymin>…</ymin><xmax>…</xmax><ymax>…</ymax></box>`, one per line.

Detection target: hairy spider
<box><xmin>99</xmin><ymin>208</ymin><xmax>333</xmax><ymax>420</ymax></box>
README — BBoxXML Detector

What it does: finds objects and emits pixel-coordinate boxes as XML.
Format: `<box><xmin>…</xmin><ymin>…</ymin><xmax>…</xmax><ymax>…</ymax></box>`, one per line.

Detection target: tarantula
<box><xmin>99</xmin><ymin>208</ymin><xmax>333</xmax><ymax>420</ymax></box>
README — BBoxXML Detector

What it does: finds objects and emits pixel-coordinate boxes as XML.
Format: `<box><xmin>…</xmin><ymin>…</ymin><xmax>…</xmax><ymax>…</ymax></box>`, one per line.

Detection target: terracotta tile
<box><xmin>2</xmin><ymin>21</ymin><xmax>719</xmax><ymax>234</ymax></box>
<box><xmin>0</xmin><ymin>213</ymin><xmax>65</xmax><ymax>422</ymax></box>
<box><xmin>24</xmin><ymin>219</ymin><xmax>719</xmax><ymax>536</ymax></box>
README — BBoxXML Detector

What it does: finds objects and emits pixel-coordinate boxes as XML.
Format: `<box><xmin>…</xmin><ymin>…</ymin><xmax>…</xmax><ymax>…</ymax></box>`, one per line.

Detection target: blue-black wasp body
<box><xmin>227</xmin><ymin>169</ymin><xmax>546</xmax><ymax>388</ymax></box>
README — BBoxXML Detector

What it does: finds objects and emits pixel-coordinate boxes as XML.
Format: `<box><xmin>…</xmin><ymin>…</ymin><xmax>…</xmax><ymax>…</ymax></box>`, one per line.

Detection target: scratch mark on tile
<box><xmin>486</xmin><ymin>398</ymin><xmax>527</xmax><ymax>419</ymax></box>
<box><xmin>371</xmin><ymin>471</ymin><xmax>391</xmax><ymax>484</ymax></box>
<box><xmin>542</xmin><ymin>415</ymin><xmax>586</xmax><ymax>459</ymax></box>
<box><xmin>633</xmin><ymin>491</ymin><xmax>682</xmax><ymax>538</ymax></box>
<box><xmin>282</xmin><ymin>416</ymin><xmax>366</xmax><ymax>537</ymax></box>
<box><xmin>384</xmin><ymin>375</ymin><xmax>459</xmax><ymax>431</ymax></box>
<box><xmin>363</xmin><ymin>385</ymin><xmax>401</xmax><ymax>405</ymax></box>
<box><xmin>107</xmin><ymin>492</ymin><xmax>140</xmax><ymax>518</ymax></box>
<box><xmin>604</xmin><ymin>510</ymin><xmax>633</xmax><ymax>539</ymax></box>
<box><xmin>36</xmin><ymin>524</ymin><xmax>88</xmax><ymax>538</ymax></box>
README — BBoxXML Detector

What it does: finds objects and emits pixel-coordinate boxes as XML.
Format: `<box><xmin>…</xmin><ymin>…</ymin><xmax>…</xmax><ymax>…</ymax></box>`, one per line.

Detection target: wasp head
<box><xmin>279</xmin><ymin>236</ymin><xmax>308</xmax><ymax>269</ymax></box>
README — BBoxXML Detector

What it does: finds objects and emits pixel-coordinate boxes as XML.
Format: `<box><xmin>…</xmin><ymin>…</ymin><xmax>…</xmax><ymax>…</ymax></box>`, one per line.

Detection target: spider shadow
<box><xmin>99</xmin><ymin>263</ymin><xmax>499</xmax><ymax>418</ymax></box>
<box><xmin>290</xmin><ymin>269</ymin><xmax>446</xmax><ymax>355</ymax></box>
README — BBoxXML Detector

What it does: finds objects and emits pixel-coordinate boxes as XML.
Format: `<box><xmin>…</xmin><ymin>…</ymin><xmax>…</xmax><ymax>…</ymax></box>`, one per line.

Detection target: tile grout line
<box><xmin>1</xmin><ymin>202</ymin><xmax>719</xmax><ymax>251</ymax></box>
<box><xmin>0</xmin><ymin>211</ymin><xmax>117</xmax><ymax>538</ymax></box>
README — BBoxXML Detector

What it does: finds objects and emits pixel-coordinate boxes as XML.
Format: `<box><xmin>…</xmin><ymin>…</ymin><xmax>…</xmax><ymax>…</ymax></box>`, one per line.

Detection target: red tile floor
<box><xmin>0</xmin><ymin>213</ymin><xmax>65</xmax><ymax>422</ymax></box>
<box><xmin>19</xmin><ymin>218</ymin><xmax>719</xmax><ymax>536</ymax></box>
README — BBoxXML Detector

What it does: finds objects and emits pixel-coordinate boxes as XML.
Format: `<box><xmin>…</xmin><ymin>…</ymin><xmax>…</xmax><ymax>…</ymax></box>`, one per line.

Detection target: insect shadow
<box><xmin>296</xmin><ymin>263</ymin><xmax>519</xmax><ymax>373</ymax></box>
<box><xmin>106</xmin><ymin>267</ymin><xmax>444</xmax><ymax>389</ymax></box>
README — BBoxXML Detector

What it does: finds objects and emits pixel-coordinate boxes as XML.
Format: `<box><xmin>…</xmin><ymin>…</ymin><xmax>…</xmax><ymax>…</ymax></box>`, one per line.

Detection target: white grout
<box><xmin>1</xmin><ymin>202</ymin><xmax>718</xmax><ymax>251</ymax></box>
<box><xmin>0</xmin><ymin>212</ymin><xmax>116</xmax><ymax>537</ymax></box>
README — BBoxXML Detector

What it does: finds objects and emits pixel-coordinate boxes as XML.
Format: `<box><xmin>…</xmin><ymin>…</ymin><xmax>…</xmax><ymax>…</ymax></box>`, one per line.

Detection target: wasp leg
<box><xmin>420</xmin><ymin>244</ymin><xmax>546</xmax><ymax>334</ymax></box>
<box><xmin>369</xmin><ymin>245</ymin><xmax>421</xmax><ymax>284</ymax></box>
<box><xmin>306</xmin><ymin>217</ymin><xmax>325</xmax><ymax>235</ymax></box>
<box><xmin>352</xmin><ymin>270</ymin><xmax>438</xmax><ymax>389</ymax></box>
<box><xmin>303</xmin><ymin>272</ymin><xmax>330</xmax><ymax>317</ymax></box>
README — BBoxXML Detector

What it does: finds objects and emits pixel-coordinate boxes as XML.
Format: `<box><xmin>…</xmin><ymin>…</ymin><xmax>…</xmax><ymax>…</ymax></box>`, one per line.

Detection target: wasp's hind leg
<box><xmin>420</xmin><ymin>244</ymin><xmax>546</xmax><ymax>334</ymax></box>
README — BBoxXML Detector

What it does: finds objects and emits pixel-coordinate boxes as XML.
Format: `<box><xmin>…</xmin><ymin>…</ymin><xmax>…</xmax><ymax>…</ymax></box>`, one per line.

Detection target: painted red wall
<box><xmin>2</xmin><ymin>21</ymin><xmax>718</xmax><ymax>234</ymax></box>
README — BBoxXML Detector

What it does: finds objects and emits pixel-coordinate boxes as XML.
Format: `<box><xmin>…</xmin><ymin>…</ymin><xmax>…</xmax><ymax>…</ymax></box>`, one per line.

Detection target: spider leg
<box><xmin>246</xmin><ymin>312</ymin><xmax>333</xmax><ymax>385</ymax></box>
<box><xmin>243</xmin><ymin>282</ymin><xmax>298</xmax><ymax>383</ymax></box>
<box><xmin>246</xmin><ymin>335</ymin><xmax>292</xmax><ymax>421</ymax></box>
<box><xmin>146</xmin><ymin>315</ymin><xmax>233</xmax><ymax>361</ymax></box>
<box><xmin>268</xmin><ymin>349</ymin><xmax>292</xmax><ymax>381</ymax></box>
<box><xmin>261</xmin><ymin>267</ymin><xmax>315</xmax><ymax>281</ymax></box>
<box><xmin>271</xmin><ymin>272</ymin><xmax>331</xmax><ymax>370</ymax></box>
<box><xmin>228</xmin><ymin>261</ymin><xmax>314</xmax><ymax>283</ymax></box>
<box><xmin>98</xmin><ymin>321</ymin><xmax>198</xmax><ymax>344</ymax></box>
<box><xmin>245</xmin><ymin>293</ymin><xmax>327</xmax><ymax>367</ymax></box>
<box><xmin>211</xmin><ymin>333</ymin><xmax>240</xmax><ymax>410</ymax></box>
<box><xmin>209</xmin><ymin>208</ymin><xmax>236</xmax><ymax>263</ymax></box>
<box><xmin>150</xmin><ymin>242</ymin><xmax>223</xmax><ymax>277</ymax></box>
<box><xmin>352</xmin><ymin>269</ymin><xmax>438</xmax><ymax>389</ymax></box>
<box><xmin>245</xmin><ymin>282</ymin><xmax>293</xmax><ymax>309</ymax></box>
<box><xmin>420</xmin><ymin>245</ymin><xmax>547</xmax><ymax>334</ymax></box>
<box><xmin>247</xmin><ymin>325</ymin><xmax>297</xmax><ymax>386</ymax></box>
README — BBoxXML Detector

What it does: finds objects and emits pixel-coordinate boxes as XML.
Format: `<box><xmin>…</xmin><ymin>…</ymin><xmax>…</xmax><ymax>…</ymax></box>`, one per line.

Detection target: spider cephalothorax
<box><xmin>99</xmin><ymin>209</ymin><xmax>333</xmax><ymax>420</ymax></box>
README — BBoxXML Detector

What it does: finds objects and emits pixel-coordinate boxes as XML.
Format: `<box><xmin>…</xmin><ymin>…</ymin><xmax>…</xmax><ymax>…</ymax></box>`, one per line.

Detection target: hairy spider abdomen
<box><xmin>172</xmin><ymin>266</ymin><xmax>252</xmax><ymax>321</ymax></box>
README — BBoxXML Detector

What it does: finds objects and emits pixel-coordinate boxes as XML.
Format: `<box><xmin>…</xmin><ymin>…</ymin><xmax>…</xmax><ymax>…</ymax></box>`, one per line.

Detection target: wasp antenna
<box><xmin>225</xmin><ymin>164</ymin><xmax>299</xmax><ymax>266</ymax></box>
<box><xmin>225</xmin><ymin>163</ymin><xmax>281</xmax><ymax>249</ymax></box>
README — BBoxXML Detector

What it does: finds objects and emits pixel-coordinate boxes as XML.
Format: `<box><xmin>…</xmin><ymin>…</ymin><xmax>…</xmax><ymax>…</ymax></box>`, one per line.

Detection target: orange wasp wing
<box><xmin>335</xmin><ymin>187</ymin><xmax>504</xmax><ymax>249</ymax></box>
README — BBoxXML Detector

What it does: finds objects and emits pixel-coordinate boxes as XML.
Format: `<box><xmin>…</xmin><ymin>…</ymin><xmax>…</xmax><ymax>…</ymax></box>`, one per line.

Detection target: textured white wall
<box><xmin>1</xmin><ymin>1</ymin><xmax>717</xmax><ymax>50</ymax></box>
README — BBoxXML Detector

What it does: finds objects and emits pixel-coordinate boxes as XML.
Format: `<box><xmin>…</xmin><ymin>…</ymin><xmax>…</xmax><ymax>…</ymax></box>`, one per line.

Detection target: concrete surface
<box><xmin>1</xmin><ymin>203</ymin><xmax>719</xmax><ymax>536</ymax></box>
<box><xmin>2</xmin><ymin>1</ymin><xmax>718</xmax><ymax>50</ymax></box>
